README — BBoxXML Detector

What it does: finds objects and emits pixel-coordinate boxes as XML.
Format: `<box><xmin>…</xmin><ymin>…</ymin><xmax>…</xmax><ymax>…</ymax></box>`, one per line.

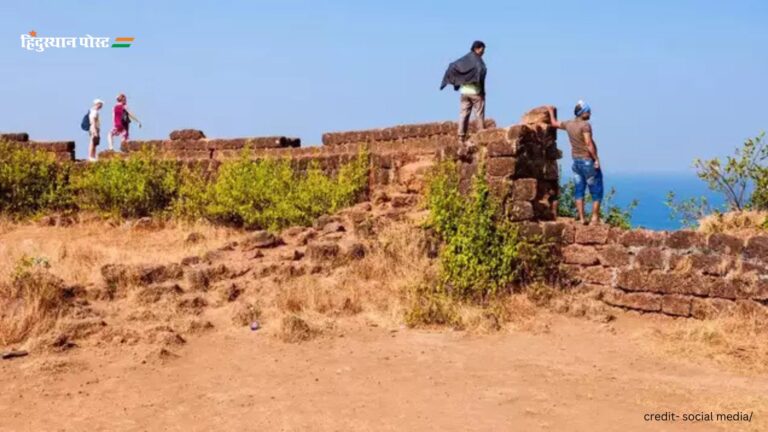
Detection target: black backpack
<box><xmin>121</xmin><ymin>108</ymin><xmax>131</xmax><ymax>128</ymax></box>
<box><xmin>81</xmin><ymin>112</ymin><xmax>90</xmax><ymax>131</ymax></box>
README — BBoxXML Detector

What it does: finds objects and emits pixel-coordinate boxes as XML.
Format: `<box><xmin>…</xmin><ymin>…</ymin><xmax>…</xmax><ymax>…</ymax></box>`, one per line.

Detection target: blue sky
<box><xmin>1</xmin><ymin>0</ymin><xmax>766</xmax><ymax>172</ymax></box>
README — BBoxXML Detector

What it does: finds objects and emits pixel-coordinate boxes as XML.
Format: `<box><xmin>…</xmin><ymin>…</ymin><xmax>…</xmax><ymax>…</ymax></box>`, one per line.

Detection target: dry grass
<box><xmin>270</xmin><ymin>221</ymin><xmax>435</xmax><ymax>329</ymax></box>
<box><xmin>698</xmin><ymin>210</ymin><xmax>768</xmax><ymax>237</ymax></box>
<box><xmin>0</xmin><ymin>269</ymin><xmax>67</xmax><ymax>345</ymax></box>
<box><xmin>650</xmin><ymin>308</ymin><xmax>768</xmax><ymax>373</ymax></box>
<box><xmin>0</xmin><ymin>218</ymin><xmax>247</xmax><ymax>285</ymax></box>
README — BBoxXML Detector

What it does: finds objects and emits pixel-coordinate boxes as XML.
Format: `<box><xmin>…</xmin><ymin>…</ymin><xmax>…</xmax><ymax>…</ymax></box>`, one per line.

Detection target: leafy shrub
<box><xmin>425</xmin><ymin>161</ymin><xmax>557</xmax><ymax>303</ymax></box>
<box><xmin>667</xmin><ymin>132</ymin><xmax>767</xmax><ymax>227</ymax></box>
<box><xmin>206</xmin><ymin>149</ymin><xmax>368</xmax><ymax>231</ymax></box>
<box><xmin>73</xmin><ymin>149</ymin><xmax>180</xmax><ymax>218</ymax></box>
<box><xmin>172</xmin><ymin>165</ymin><xmax>211</xmax><ymax>221</ymax></box>
<box><xmin>0</xmin><ymin>141</ymin><xmax>73</xmax><ymax>217</ymax></box>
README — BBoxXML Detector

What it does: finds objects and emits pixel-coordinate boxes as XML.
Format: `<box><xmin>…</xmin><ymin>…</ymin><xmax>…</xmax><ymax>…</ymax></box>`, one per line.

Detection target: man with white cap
<box><xmin>547</xmin><ymin>101</ymin><xmax>603</xmax><ymax>225</ymax></box>
<box><xmin>88</xmin><ymin>99</ymin><xmax>103</xmax><ymax>161</ymax></box>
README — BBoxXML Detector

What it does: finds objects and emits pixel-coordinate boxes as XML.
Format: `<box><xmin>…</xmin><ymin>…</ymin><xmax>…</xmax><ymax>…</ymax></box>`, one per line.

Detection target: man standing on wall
<box><xmin>547</xmin><ymin>101</ymin><xmax>604</xmax><ymax>225</ymax></box>
<box><xmin>440</xmin><ymin>40</ymin><xmax>487</xmax><ymax>143</ymax></box>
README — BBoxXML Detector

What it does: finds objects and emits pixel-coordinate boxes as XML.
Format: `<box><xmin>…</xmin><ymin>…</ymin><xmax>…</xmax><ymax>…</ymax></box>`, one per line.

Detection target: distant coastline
<box><xmin>604</xmin><ymin>172</ymin><xmax>724</xmax><ymax>230</ymax></box>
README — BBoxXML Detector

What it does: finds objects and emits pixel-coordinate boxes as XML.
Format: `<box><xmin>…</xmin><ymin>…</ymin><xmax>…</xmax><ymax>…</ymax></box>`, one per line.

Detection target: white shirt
<box><xmin>89</xmin><ymin>108</ymin><xmax>100</xmax><ymax>134</ymax></box>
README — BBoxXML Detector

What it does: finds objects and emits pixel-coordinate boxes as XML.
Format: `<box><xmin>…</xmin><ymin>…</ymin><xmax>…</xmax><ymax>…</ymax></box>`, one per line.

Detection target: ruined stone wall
<box><xmin>546</xmin><ymin>222</ymin><xmax>768</xmax><ymax>318</ymax></box>
<box><xmin>1</xmin><ymin>133</ymin><xmax>75</xmax><ymax>161</ymax></box>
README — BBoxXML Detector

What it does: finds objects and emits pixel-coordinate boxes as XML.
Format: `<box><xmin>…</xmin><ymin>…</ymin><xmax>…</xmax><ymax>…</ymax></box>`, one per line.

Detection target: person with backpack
<box><xmin>108</xmin><ymin>93</ymin><xmax>142</xmax><ymax>151</ymax></box>
<box><xmin>440</xmin><ymin>40</ymin><xmax>487</xmax><ymax>143</ymax></box>
<box><xmin>82</xmin><ymin>99</ymin><xmax>103</xmax><ymax>162</ymax></box>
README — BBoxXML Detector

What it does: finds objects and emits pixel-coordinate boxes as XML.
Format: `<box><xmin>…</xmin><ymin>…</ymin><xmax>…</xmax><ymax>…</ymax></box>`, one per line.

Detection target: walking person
<box><xmin>85</xmin><ymin>99</ymin><xmax>103</xmax><ymax>162</ymax></box>
<box><xmin>440</xmin><ymin>40</ymin><xmax>487</xmax><ymax>143</ymax></box>
<box><xmin>108</xmin><ymin>93</ymin><xmax>142</xmax><ymax>150</ymax></box>
<box><xmin>547</xmin><ymin>101</ymin><xmax>604</xmax><ymax>225</ymax></box>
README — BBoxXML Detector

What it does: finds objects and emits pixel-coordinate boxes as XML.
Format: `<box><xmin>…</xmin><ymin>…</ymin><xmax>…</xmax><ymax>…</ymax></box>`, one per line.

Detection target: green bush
<box><xmin>667</xmin><ymin>132</ymin><xmax>767</xmax><ymax>227</ymax></box>
<box><xmin>0</xmin><ymin>143</ymin><xmax>369</xmax><ymax>229</ymax></box>
<box><xmin>425</xmin><ymin>161</ymin><xmax>557</xmax><ymax>303</ymax></box>
<box><xmin>0</xmin><ymin>141</ymin><xmax>73</xmax><ymax>217</ymax></box>
<box><xmin>206</xmin><ymin>149</ymin><xmax>368</xmax><ymax>231</ymax></box>
<box><xmin>73</xmin><ymin>149</ymin><xmax>180</xmax><ymax>218</ymax></box>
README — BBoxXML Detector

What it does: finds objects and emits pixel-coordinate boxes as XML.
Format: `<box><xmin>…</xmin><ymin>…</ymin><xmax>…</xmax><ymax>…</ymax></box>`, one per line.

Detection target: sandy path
<box><xmin>1</xmin><ymin>315</ymin><xmax>766</xmax><ymax>432</ymax></box>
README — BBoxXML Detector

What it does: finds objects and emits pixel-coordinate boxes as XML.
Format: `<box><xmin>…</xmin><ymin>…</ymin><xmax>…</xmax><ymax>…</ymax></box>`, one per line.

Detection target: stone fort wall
<box><xmin>2</xmin><ymin>107</ymin><xmax>766</xmax><ymax>318</ymax></box>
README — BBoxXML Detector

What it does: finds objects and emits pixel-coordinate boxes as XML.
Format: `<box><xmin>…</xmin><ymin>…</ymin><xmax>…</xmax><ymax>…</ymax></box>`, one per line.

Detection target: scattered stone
<box><xmin>372</xmin><ymin>190</ymin><xmax>390</xmax><ymax>205</ymax></box>
<box><xmin>280</xmin><ymin>249</ymin><xmax>305</xmax><ymax>261</ymax></box>
<box><xmin>340</xmin><ymin>240</ymin><xmax>366</xmax><ymax>260</ymax></box>
<box><xmin>1</xmin><ymin>350</ymin><xmax>29</xmax><ymax>360</ymax></box>
<box><xmin>241</xmin><ymin>231</ymin><xmax>281</xmax><ymax>249</ymax></box>
<box><xmin>180</xmin><ymin>256</ymin><xmax>201</xmax><ymax>266</ymax></box>
<box><xmin>169</xmin><ymin>129</ymin><xmax>206</xmax><ymax>140</ymax></box>
<box><xmin>135</xmin><ymin>283</ymin><xmax>184</xmax><ymax>305</ymax></box>
<box><xmin>307</xmin><ymin>242</ymin><xmax>341</xmax><ymax>261</ymax></box>
<box><xmin>185</xmin><ymin>232</ymin><xmax>206</xmax><ymax>244</ymax></box>
<box><xmin>251</xmin><ymin>250</ymin><xmax>265</xmax><ymax>259</ymax></box>
<box><xmin>177</xmin><ymin>296</ymin><xmax>208</xmax><ymax>314</ymax></box>
<box><xmin>222</xmin><ymin>283</ymin><xmax>243</xmax><ymax>302</ymax></box>
<box><xmin>321</xmin><ymin>221</ymin><xmax>346</xmax><ymax>235</ymax></box>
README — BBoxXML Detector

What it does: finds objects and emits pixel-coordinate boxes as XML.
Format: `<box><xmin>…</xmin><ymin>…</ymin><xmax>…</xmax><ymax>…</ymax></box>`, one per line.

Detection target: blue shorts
<box><xmin>572</xmin><ymin>159</ymin><xmax>603</xmax><ymax>201</ymax></box>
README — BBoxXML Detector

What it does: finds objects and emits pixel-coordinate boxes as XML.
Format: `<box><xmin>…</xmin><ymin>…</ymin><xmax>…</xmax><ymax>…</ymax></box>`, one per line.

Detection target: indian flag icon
<box><xmin>112</xmin><ymin>37</ymin><xmax>134</xmax><ymax>48</ymax></box>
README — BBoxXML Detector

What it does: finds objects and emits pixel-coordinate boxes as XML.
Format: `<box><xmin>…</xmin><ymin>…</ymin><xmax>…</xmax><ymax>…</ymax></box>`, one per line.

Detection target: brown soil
<box><xmin>2</xmin><ymin>313</ymin><xmax>766</xmax><ymax>432</ymax></box>
<box><xmin>1</xmin><ymin>192</ymin><xmax>766</xmax><ymax>431</ymax></box>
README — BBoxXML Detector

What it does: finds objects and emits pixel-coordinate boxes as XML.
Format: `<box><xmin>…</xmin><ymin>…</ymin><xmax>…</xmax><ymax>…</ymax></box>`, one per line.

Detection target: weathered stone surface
<box><xmin>709</xmin><ymin>276</ymin><xmax>757</xmax><ymax>300</ymax></box>
<box><xmin>575</xmin><ymin>225</ymin><xmax>611</xmax><ymax>245</ymax></box>
<box><xmin>487</xmin><ymin>141</ymin><xmax>521</xmax><ymax>157</ymax></box>
<box><xmin>306</xmin><ymin>242</ymin><xmax>341</xmax><ymax>261</ymax></box>
<box><xmin>506</xmin><ymin>201</ymin><xmax>534</xmax><ymax>222</ymax></box>
<box><xmin>580</xmin><ymin>266</ymin><xmax>614</xmax><ymax>285</ymax></box>
<box><xmin>619</xmin><ymin>230</ymin><xmax>665</xmax><ymax>247</ymax></box>
<box><xmin>669</xmin><ymin>253</ymin><xmax>731</xmax><ymax>276</ymax></box>
<box><xmin>487</xmin><ymin>176</ymin><xmax>511</xmax><ymax>199</ymax></box>
<box><xmin>170</xmin><ymin>129</ymin><xmax>206</xmax><ymax>140</ymax></box>
<box><xmin>0</xmin><ymin>132</ymin><xmax>29</xmax><ymax>142</ymax></box>
<box><xmin>541</xmin><ymin>221</ymin><xmax>569</xmax><ymax>243</ymax></box>
<box><xmin>241</xmin><ymin>231</ymin><xmax>281</xmax><ymax>249</ymax></box>
<box><xmin>661</xmin><ymin>295</ymin><xmax>693</xmax><ymax>317</ymax></box>
<box><xmin>649</xmin><ymin>272</ymin><xmax>710</xmax><ymax>296</ymax></box>
<box><xmin>665</xmin><ymin>230</ymin><xmax>705</xmax><ymax>250</ymax></box>
<box><xmin>511</xmin><ymin>179</ymin><xmax>537</xmax><ymax>201</ymax></box>
<box><xmin>691</xmin><ymin>297</ymin><xmax>735</xmax><ymax>319</ymax></box>
<box><xmin>616</xmin><ymin>268</ymin><xmax>648</xmax><ymax>292</ymax></box>
<box><xmin>744</xmin><ymin>236</ymin><xmax>768</xmax><ymax>261</ymax></box>
<box><xmin>340</xmin><ymin>240</ymin><xmax>366</xmax><ymax>260</ymax></box>
<box><xmin>598</xmin><ymin>244</ymin><xmax>631</xmax><ymax>267</ymax></box>
<box><xmin>602</xmin><ymin>289</ymin><xmax>662</xmax><ymax>312</ymax></box>
<box><xmin>520</xmin><ymin>106</ymin><xmax>553</xmax><ymax>125</ymax></box>
<box><xmin>707</xmin><ymin>233</ymin><xmax>743</xmax><ymax>255</ymax></box>
<box><xmin>562</xmin><ymin>244</ymin><xmax>600</xmax><ymax>266</ymax></box>
<box><xmin>635</xmin><ymin>247</ymin><xmax>666</xmax><ymax>270</ymax></box>
<box><xmin>515</xmin><ymin>222</ymin><xmax>542</xmax><ymax>238</ymax></box>
<box><xmin>487</xmin><ymin>157</ymin><xmax>518</xmax><ymax>177</ymax></box>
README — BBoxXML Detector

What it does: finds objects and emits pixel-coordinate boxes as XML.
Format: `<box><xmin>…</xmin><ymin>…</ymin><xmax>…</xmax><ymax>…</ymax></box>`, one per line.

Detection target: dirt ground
<box><xmin>2</xmin><ymin>312</ymin><xmax>766</xmax><ymax>432</ymax></box>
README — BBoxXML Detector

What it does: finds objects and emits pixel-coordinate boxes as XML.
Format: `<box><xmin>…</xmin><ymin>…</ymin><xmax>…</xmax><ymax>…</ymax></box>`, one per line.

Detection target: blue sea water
<box><xmin>601</xmin><ymin>172</ymin><xmax>725</xmax><ymax>231</ymax></box>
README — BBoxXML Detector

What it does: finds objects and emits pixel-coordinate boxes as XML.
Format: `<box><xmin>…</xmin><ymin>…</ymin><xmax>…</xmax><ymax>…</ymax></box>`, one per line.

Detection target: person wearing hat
<box><xmin>547</xmin><ymin>101</ymin><xmax>603</xmax><ymax>225</ymax></box>
<box><xmin>88</xmin><ymin>99</ymin><xmax>103</xmax><ymax>162</ymax></box>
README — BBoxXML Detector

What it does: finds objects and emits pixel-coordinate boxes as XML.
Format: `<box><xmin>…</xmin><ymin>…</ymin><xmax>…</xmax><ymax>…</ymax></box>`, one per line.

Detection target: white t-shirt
<box><xmin>89</xmin><ymin>108</ymin><xmax>100</xmax><ymax>132</ymax></box>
